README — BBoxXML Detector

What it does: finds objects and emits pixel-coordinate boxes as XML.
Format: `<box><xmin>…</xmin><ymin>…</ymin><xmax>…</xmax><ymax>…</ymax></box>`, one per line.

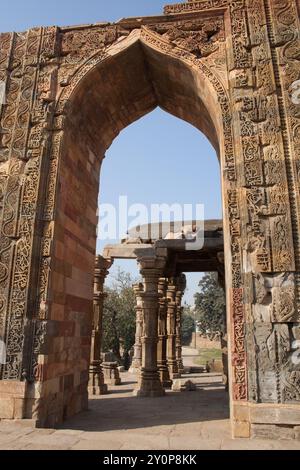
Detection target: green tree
<box><xmin>181</xmin><ymin>304</ymin><xmax>195</xmax><ymax>346</ymax></box>
<box><xmin>194</xmin><ymin>272</ymin><xmax>226</xmax><ymax>340</ymax></box>
<box><xmin>102</xmin><ymin>269</ymin><xmax>137</xmax><ymax>368</ymax></box>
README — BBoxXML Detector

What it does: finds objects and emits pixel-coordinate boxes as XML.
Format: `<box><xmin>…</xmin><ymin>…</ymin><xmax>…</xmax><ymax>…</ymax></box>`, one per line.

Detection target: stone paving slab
<box><xmin>0</xmin><ymin>372</ymin><xmax>299</xmax><ymax>450</ymax></box>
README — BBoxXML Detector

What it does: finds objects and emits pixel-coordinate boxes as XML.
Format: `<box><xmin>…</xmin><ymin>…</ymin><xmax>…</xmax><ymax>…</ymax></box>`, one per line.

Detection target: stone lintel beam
<box><xmin>103</xmin><ymin>244</ymin><xmax>151</xmax><ymax>260</ymax></box>
<box><xmin>155</xmin><ymin>237</ymin><xmax>223</xmax><ymax>252</ymax></box>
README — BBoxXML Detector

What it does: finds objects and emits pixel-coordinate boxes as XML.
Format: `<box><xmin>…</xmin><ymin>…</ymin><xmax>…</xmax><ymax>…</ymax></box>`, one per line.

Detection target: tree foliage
<box><xmin>102</xmin><ymin>269</ymin><xmax>137</xmax><ymax>368</ymax></box>
<box><xmin>194</xmin><ymin>272</ymin><xmax>226</xmax><ymax>340</ymax></box>
<box><xmin>181</xmin><ymin>304</ymin><xmax>196</xmax><ymax>346</ymax></box>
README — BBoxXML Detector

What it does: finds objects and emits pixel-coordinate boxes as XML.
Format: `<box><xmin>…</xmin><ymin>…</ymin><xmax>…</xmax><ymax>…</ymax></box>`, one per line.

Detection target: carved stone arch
<box><xmin>55</xmin><ymin>27</ymin><xmax>228</xmax><ymax>151</ymax></box>
<box><xmin>29</xmin><ymin>23</ymin><xmax>243</xmax><ymax>426</ymax></box>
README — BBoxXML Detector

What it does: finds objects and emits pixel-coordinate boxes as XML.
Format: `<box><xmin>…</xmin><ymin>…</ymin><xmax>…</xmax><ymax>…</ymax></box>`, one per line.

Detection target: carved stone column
<box><xmin>133</xmin><ymin>252</ymin><xmax>166</xmax><ymax>397</ymax></box>
<box><xmin>157</xmin><ymin>278</ymin><xmax>172</xmax><ymax>388</ymax></box>
<box><xmin>175</xmin><ymin>274</ymin><xmax>186</xmax><ymax>374</ymax></box>
<box><xmin>166</xmin><ymin>278</ymin><xmax>180</xmax><ymax>380</ymax></box>
<box><xmin>88</xmin><ymin>255</ymin><xmax>113</xmax><ymax>395</ymax></box>
<box><xmin>129</xmin><ymin>283</ymin><xmax>144</xmax><ymax>373</ymax></box>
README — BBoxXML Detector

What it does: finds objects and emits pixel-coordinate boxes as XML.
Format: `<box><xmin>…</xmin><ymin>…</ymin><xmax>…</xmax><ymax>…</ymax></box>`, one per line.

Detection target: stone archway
<box><xmin>0</xmin><ymin>1</ymin><xmax>299</xmax><ymax>440</ymax></box>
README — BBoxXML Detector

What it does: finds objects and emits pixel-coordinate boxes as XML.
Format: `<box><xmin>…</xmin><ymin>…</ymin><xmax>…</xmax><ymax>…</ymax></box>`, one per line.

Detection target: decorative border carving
<box><xmin>164</xmin><ymin>0</ymin><xmax>228</xmax><ymax>15</ymax></box>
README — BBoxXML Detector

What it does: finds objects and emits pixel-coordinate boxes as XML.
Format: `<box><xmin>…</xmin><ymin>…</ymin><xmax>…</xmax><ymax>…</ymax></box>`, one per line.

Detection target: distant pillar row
<box><xmin>157</xmin><ymin>278</ymin><xmax>172</xmax><ymax>388</ymax></box>
<box><xmin>90</xmin><ymin>256</ymin><xmax>187</xmax><ymax>397</ymax></box>
<box><xmin>166</xmin><ymin>278</ymin><xmax>180</xmax><ymax>380</ymax></box>
<box><xmin>131</xmin><ymin>272</ymin><xmax>186</xmax><ymax>391</ymax></box>
<box><xmin>175</xmin><ymin>274</ymin><xmax>186</xmax><ymax>375</ymax></box>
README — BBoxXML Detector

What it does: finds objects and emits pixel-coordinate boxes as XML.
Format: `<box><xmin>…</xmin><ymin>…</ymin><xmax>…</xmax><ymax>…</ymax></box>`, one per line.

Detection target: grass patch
<box><xmin>194</xmin><ymin>348</ymin><xmax>222</xmax><ymax>366</ymax></box>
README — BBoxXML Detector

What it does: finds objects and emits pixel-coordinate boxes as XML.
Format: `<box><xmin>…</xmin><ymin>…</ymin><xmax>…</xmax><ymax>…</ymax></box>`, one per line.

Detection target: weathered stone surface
<box><xmin>172</xmin><ymin>379</ymin><xmax>197</xmax><ymax>392</ymax></box>
<box><xmin>250</xmin><ymin>405</ymin><xmax>300</xmax><ymax>426</ymax></box>
<box><xmin>102</xmin><ymin>363</ymin><xmax>121</xmax><ymax>386</ymax></box>
<box><xmin>251</xmin><ymin>424</ymin><xmax>296</xmax><ymax>441</ymax></box>
<box><xmin>0</xmin><ymin>398</ymin><xmax>15</xmax><ymax>419</ymax></box>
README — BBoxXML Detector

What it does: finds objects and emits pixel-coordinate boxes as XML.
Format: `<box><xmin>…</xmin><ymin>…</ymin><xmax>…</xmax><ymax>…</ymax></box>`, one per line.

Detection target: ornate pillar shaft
<box><xmin>129</xmin><ymin>283</ymin><xmax>144</xmax><ymax>373</ymax></box>
<box><xmin>133</xmin><ymin>253</ymin><xmax>166</xmax><ymax>397</ymax></box>
<box><xmin>157</xmin><ymin>278</ymin><xmax>172</xmax><ymax>388</ymax></box>
<box><xmin>175</xmin><ymin>274</ymin><xmax>186</xmax><ymax>375</ymax></box>
<box><xmin>166</xmin><ymin>278</ymin><xmax>180</xmax><ymax>380</ymax></box>
<box><xmin>88</xmin><ymin>256</ymin><xmax>112</xmax><ymax>395</ymax></box>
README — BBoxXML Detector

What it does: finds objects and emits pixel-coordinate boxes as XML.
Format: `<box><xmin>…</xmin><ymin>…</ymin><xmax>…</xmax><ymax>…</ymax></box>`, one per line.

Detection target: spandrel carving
<box><xmin>149</xmin><ymin>17</ymin><xmax>224</xmax><ymax>58</ymax></box>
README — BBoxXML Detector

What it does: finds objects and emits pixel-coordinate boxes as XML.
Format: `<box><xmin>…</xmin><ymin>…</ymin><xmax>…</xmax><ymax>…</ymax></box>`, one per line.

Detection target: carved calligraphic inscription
<box><xmin>164</xmin><ymin>0</ymin><xmax>228</xmax><ymax>15</ymax></box>
<box><xmin>231</xmin><ymin>288</ymin><xmax>247</xmax><ymax>401</ymax></box>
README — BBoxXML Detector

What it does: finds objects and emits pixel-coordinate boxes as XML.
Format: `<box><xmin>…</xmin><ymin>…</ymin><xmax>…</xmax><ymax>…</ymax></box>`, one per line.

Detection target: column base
<box><xmin>158</xmin><ymin>363</ymin><xmax>172</xmax><ymax>388</ymax></box>
<box><xmin>170</xmin><ymin>373</ymin><xmax>181</xmax><ymax>380</ymax></box>
<box><xmin>133</xmin><ymin>369</ymin><xmax>165</xmax><ymax>397</ymax></box>
<box><xmin>88</xmin><ymin>383</ymin><xmax>108</xmax><ymax>396</ymax></box>
<box><xmin>162</xmin><ymin>379</ymin><xmax>173</xmax><ymax>388</ymax></box>
<box><xmin>168</xmin><ymin>360</ymin><xmax>181</xmax><ymax>379</ymax></box>
<box><xmin>169</xmin><ymin>368</ymin><xmax>181</xmax><ymax>380</ymax></box>
<box><xmin>129</xmin><ymin>366</ymin><xmax>141</xmax><ymax>374</ymax></box>
<box><xmin>89</xmin><ymin>362</ymin><xmax>108</xmax><ymax>395</ymax></box>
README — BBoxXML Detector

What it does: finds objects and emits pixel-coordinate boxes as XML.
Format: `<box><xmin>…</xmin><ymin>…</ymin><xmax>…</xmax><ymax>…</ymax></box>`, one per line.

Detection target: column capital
<box><xmin>135</xmin><ymin>247</ymin><xmax>167</xmax><ymax>272</ymax></box>
<box><xmin>95</xmin><ymin>255</ymin><xmax>113</xmax><ymax>280</ymax></box>
<box><xmin>140</xmin><ymin>267</ymin><xmax>162</xmax><ymax>279</ymax></box>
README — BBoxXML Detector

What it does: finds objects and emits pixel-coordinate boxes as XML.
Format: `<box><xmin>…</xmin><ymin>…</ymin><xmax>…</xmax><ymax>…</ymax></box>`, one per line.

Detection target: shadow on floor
<box><xmin>59</xmin><ymin>373</ymin><xmax>229</xmax><ymax>433</ymax></box>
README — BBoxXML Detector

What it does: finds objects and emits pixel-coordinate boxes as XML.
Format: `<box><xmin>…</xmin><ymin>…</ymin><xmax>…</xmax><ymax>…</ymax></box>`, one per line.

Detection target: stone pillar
<box><xmin>166</xmin><ymin>278</ymin><xmax>180</xmax><ymax>380</ymax></box>
<box><xmin>133</xmin><ymin>253</ymin><xmax>166</xmax><ymax>397</ymax></box>
<box><xmin>157</xmin><ymin>278</ymin><xmax>172</xmax><ymax>388</ymax></box>
<box><xmin>129</xmin><ymin>283</ymin><xmax>144</xmax><ymax>374</ymax></box>
<box><xmin>175</xmin><ymin>274</ymin><xmax>186</xmax><ymax>375</ymax></box>
<box><xmin>88</xmin><ymin>255</ymin><xmax>112</xmax><ymax>395</ymax></box>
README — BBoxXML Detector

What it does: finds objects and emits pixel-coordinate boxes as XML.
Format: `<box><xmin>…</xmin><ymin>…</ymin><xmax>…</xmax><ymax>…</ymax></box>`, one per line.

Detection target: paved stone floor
<box><xmin>0</xmin><ymin>373</ymin><xmax>300</xmax><ymax>450</ymax></box>
<box><xmin>0</xmin><ymin>349</ymin><xmax>300</xmax><ymax>450</ymax></box>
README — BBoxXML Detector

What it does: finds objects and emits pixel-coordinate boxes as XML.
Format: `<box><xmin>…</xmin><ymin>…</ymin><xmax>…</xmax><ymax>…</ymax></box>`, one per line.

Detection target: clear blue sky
<box><xmin>1</xmin><ymin>1</ymin><xmax>222</xmax><ymax>304</ymax></box>
<box><xmin>2</xmin><ymin>1</ymin><xmax>185</xmax><ymax>32</ymax></box>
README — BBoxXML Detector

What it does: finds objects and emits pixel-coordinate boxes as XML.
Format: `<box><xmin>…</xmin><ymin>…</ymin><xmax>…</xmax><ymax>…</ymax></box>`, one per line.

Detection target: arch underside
<box><xmin>65</xmin><ymin>37</ymin><xmax>221</xmax><ymax>160</ymax></box>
